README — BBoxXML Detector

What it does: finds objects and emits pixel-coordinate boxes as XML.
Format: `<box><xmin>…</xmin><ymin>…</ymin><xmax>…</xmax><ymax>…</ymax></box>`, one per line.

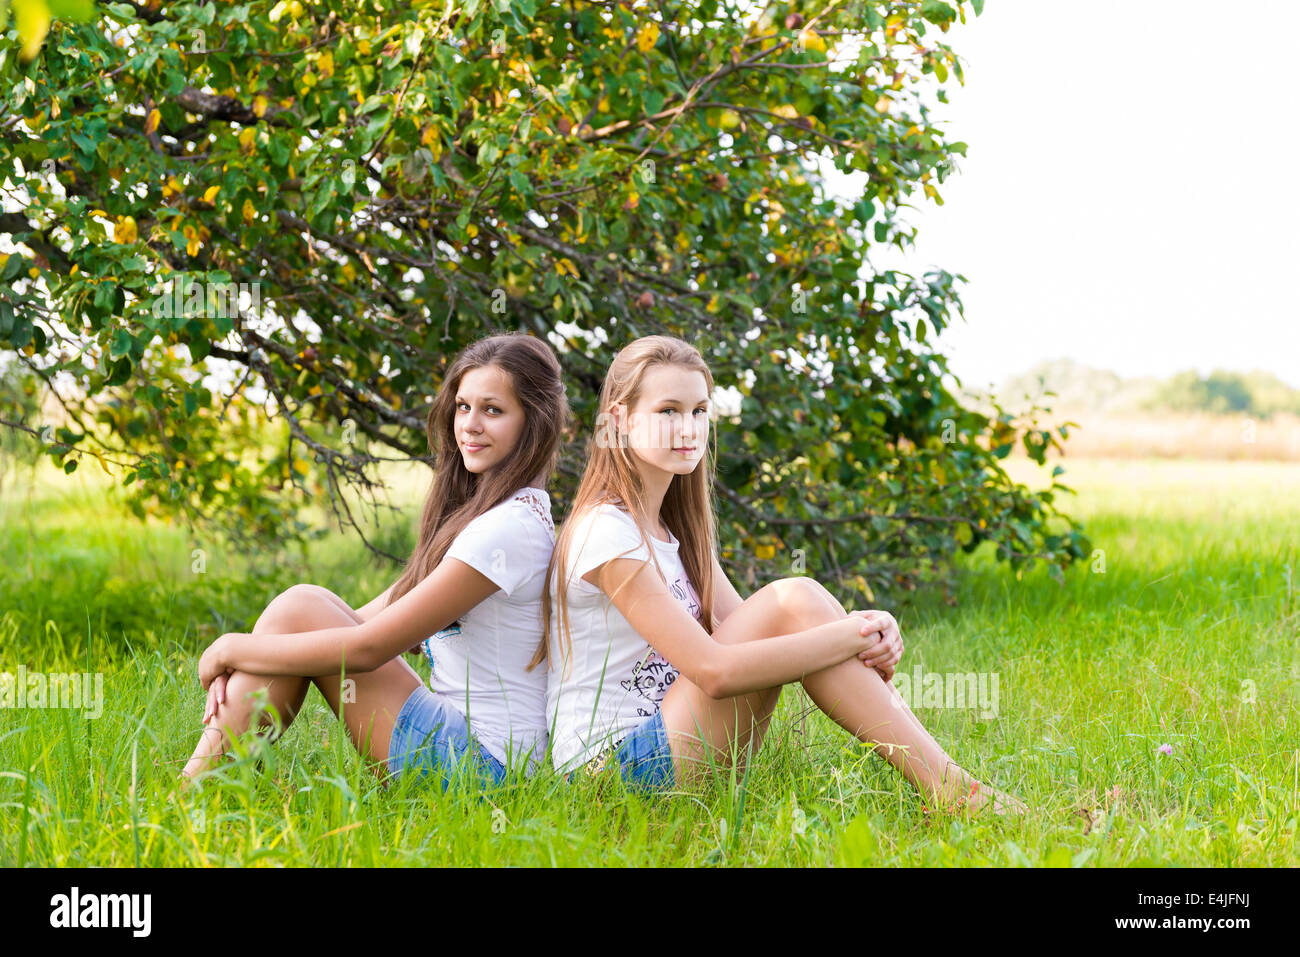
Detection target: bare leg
<box><xmin>181</xmin><ymin>584</ymin><xmax>421</xmax><ymax>780</ymax></box>
<box><xmin>659</xmin><ymin>577</ymin><xmax>1022</xmax><ymax>813</ymax></box>
<box><xmin>659</xmin><ymin>578</ymin><xmax>827</xmax><ymax>779</ymax></box>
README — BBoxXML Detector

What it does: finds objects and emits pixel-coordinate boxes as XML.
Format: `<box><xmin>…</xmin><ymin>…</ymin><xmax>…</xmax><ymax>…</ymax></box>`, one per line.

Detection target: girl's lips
<box><xmin>464</xmin><ymin>443</ymin><xmax>488</xmax><ymax>451</ymax></box>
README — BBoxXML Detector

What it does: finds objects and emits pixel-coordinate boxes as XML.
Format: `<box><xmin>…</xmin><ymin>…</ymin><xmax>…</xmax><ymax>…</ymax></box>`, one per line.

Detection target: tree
<box><xmin>1</xmin><ymin>0</ymin><xmax>1088</xmax><ymax>603</ymax></box>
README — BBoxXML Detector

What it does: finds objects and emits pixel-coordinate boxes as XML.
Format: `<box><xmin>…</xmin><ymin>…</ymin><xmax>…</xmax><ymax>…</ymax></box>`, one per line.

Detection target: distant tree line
<box><xmin>1143</xmin><ymin>370</ymin><xmax>1300</xmax><ymax>419</ymax></box>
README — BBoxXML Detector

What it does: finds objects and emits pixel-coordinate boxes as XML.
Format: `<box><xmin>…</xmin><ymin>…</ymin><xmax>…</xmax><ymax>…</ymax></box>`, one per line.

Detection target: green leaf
<box><xmin>105</xmin><ymin>356</ymin><xmax>132</xmax><ymax>386</ymax></box>
<box><xmin>109</xmin><ymin>328</ymin><xmax>133</xmax><ymax>359</ymax></box>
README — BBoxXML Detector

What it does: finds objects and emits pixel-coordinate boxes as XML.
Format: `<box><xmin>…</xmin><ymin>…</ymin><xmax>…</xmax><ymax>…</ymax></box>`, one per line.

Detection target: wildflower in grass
<box><xmin>1156</xmin><ymin>743</ymin><xmax>1173</xmax><ymax>756</ymax></box>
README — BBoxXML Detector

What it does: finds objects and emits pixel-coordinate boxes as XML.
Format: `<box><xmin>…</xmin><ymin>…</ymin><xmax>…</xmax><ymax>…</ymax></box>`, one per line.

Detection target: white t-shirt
<box><xmin>420</xmin><ymin>486</ymin><xmax>555</xmax><ymax>770</ymax></box>
<box><xmin>545</xmin><ymin>500</ymin><xmax>704</xmax><ymax>773</ymax></box>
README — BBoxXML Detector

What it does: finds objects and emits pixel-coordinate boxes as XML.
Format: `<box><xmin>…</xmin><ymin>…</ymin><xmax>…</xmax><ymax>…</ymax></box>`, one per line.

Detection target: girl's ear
<box><xmin>596</xmin><ymin>402</ymin><xmax>628</xmax><ymax>449</ymax></box>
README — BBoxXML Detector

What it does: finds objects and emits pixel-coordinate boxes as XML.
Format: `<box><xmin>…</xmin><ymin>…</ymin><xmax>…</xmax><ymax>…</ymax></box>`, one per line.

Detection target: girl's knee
<box><xmin>260</xmin><ymin>584</ymin><xmax>341</xmax><ymax>631</ymax></box>
<box><xmin>770</xmin><ymin>577</ymin><xmax>837</xmax><ymax>629</ymax></box>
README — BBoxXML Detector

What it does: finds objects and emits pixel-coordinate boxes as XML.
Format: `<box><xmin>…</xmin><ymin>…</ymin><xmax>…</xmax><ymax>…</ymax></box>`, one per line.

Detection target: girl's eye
<box><xmin>659</xmin><ymin>408</ymin><xmax>676</xmax><ymax>416</ymax></box>
<box><xmin>694</xmin><ymin>408</ymin><xmax>708</xmax><ymax>416</ymax></box>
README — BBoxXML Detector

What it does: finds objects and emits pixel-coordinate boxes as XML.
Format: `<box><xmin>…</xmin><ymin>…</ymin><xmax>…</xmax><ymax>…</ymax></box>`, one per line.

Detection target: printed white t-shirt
<box><xmin>545</xmin><ymin>500</ymin><xmax>704</xmax><ymax>773</ymax></box>
<box><xmin>420</xmin><ymin>486</ymin><xmax>555</xmax><ymax>770</ymax></box>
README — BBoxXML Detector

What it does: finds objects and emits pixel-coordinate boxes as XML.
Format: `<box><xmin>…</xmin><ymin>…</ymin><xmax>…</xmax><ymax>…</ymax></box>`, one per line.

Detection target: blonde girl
<box><xmin>184</xmin><ymin>333</ymin><xmax>568</xmax><ymax>789</ymax></box>
<box><xmin>537</xmin><ymin>335</ymin><xmax>1023</xmax><ymax>815</ymax></box>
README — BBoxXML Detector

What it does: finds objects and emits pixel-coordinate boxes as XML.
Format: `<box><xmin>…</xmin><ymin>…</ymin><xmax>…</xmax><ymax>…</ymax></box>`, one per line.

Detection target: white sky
<box><xmin>825</xmin><ymin>0</ymin><xmax>1300</xmax><ymax>391</ymax></box>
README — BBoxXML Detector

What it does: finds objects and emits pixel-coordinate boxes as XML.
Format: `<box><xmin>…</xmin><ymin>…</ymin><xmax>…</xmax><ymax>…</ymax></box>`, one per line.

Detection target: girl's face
<box><xmin>454</xmin><ymin>364</ymin><xmax>526</xmax><ymax>475</ymax></box>
<box><xmin>620</xmin><ymin>363</ymin><xmax>710</xmax><ymax>477</ymax></box>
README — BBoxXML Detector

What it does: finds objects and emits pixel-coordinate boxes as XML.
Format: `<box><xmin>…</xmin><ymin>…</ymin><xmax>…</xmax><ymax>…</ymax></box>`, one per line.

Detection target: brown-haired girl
<box><xmin>183</xmin><ymin>332</ymin><xmax>569</xmax><ymax>789</ymax></box>
<box><xmin>539</xmin><ymin>335</ymin><xmax>1023</xmax><ymax>815</ymax></box>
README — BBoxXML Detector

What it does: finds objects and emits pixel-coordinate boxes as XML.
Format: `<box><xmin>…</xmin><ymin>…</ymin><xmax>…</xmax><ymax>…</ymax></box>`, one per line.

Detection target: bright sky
<box><xmin>826</xmin><ymin>0</ymin><xmax>1300</xmax><ymax>391</ymax></box>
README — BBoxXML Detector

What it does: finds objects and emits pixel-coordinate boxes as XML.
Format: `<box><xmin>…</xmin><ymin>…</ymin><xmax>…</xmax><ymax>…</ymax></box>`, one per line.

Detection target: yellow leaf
<box><xmin>421</xmin><ymin>124</ymin><xmax>438</xmax><ymax>147</ymax></box>
<box><xmin>636</xmin><ymin>22</ymin><xmax>659</xmax><ymax>53</ymax></box>
<box><xmin>466</xmin><ymin>223</ymin><xmax>479</xmax><ymax>238</ymax></box>
<box><xmin>292</xmin><ymin>459</ymin><xmax>308</xmax><ymax>476</ymax></box>
<box><xmin>162</xmin><ymin>177</ymin><xmax>183</xmax><ymax>198</ymax></box>
<box><xmin>754</xmin><ymin>543</ymin><xmax>776</xmax><ymax>560</ymax></box>
<box><xmin>238</xmin><ymin>127</ymin><xmax>257</xmax><ymax>154</ymax></box>
<box><xmin>798</xmin><ymin>28</ymin><xmax>827</xmax><ymax>54</ymax></box>
<box><xmin>15</xmin><ymin>0</ymin><xmax>51</xmax><ymax>63</ymax></box>
<box><xmin>202</xmin><ymin>185</ymin><xmax>220</xmax><ymax>204</ymax></box>
<box><xmin>597</xmin><ymin>96</ymin><xmax>610</xmax><ymax>112</ymax></box>
<box><xmin>144</xmin><ymin>108</ymin><xmax>161</xmax><ymax>135</ymax></box>
<box><xmin>356</xmin><ymin>38</ymin><xmax>371</xmax><ymax>56</ymax></box>
<box><xmin>253</xmin><ymin>95</ymin><xmax>269</xmax><ymax>117</ymax></box>
<box><xmin>317</xmin><ymin>50</ymin><xmax>334</xmax><ymax>78</ymax></box>
<box><xmin>115</xmin><ymin>216</ymin><xmax>138</xmax><ymax>244</ymax></box>
<box><xmin>301</xmin><ymin>71</ymin><xmax>318</xmax><ymax>89</ymax></box>
<box><xmin>242</xmin><ymin>198</ymin><xmax>257</xmax><ymax>223</ymax></box>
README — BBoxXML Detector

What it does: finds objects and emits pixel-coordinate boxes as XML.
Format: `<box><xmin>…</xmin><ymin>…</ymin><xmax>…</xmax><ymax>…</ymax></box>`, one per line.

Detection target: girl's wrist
<box><xmin>218</xmin><ymin>633</ymin><xmax>238</xmax><ymax>671</ymax></box>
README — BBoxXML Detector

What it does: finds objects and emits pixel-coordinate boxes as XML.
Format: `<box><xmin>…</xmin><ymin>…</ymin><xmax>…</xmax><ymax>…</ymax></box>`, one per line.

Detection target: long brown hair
<box><xmin>387</xmin><ymin>332</ymin><xmax>570</xmax><ymax>606</ymax></box>
<box><xmin>531</xmin><ymin>335</ymin><xmax>719</xmax><ymax>674</ymax></box>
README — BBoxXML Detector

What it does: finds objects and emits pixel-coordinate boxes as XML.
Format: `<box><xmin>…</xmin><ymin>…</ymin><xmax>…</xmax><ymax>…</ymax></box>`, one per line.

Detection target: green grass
<box><xmin>1</xmin><ymin>456</ymin><xmax>1296</xmax><ymax>866</ymax></box>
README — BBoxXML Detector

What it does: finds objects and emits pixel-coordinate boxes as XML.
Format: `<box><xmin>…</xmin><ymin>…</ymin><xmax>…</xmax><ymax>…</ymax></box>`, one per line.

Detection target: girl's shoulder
<box><xmin>509</xmin><ymin>487</ymin><xmax>555</xmax><ymax>537</ymax></box>
<box><xmin>568</xmin><ymin>497</ymin><xmax>635</xmax><ymax>532</ymax></box>
<box><xmin>462</xmin><ymin>487</ymin><xmax>555</xmax><ymax>540</ymax></box>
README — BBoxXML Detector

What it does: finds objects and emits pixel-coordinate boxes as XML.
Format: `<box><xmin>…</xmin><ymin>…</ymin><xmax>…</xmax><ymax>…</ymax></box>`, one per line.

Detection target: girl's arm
<box><xmin>584</xmin><ymin>558</ymin><xmax>884</xmax><ymax>700</ymax></box>
<box><xmin>710</xmin><ymin>554</ymin><xmax>746</xmax><ymax>628</ymax></box>
<box><xmin>354</xmin><ymin>582</ymin><xmax>396</xmax><ymax>622</ymax></box>
<box><xmin>200</xmin><ymin>559</ymin><xmax>500</xmax><ymax>686</ymax></box>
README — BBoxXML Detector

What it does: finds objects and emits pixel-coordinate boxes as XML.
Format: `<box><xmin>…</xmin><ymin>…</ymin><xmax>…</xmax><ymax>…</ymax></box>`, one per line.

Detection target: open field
<box><xmin>1006</xmin><ymin>411</ymin><xmax>1300</xmax><ymax>462</ymax></box>
<box><xmin>1</xmin><ymin>456</ymin><xmax>1296</xmax><ymax>866</ymax></box>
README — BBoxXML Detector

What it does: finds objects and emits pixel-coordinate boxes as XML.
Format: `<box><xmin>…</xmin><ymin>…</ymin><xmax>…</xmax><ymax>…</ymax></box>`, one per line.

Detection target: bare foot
<box><xmin>969</xmin><ymin>782</ymin><xmax>1028</xmax><ymax>817</ymax></box>
<box><xmin>924</xmin><ymin>778</ymin><xmax>1028</xmax><ymax>818</ymax></box>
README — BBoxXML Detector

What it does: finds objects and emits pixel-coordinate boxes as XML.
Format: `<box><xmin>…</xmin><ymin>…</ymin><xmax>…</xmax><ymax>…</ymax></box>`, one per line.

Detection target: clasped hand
<box><xmin>197</xmin><ymin>633</ymin><xmax>247</xmax><ymax>724</ymax></box>
<box><xmin>846</xmin><ymin>609</ymin><xmax>903</xmax><ymax>681</ymax></box>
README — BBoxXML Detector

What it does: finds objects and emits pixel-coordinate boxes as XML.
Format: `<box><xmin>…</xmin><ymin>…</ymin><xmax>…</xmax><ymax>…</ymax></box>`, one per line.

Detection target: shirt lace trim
<box><xmin>514</xmin><ymin>488</ymin><xmax>555</xmax><ymax>535</ymax></box>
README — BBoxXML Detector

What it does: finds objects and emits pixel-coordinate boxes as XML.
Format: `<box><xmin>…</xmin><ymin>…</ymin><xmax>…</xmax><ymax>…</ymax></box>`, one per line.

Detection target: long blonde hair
<box><xmin>530</xmin><ymin>335</ymin><xmax>718</xmax><ymax>673</ymax></box>
<box><xmin>388</xmin><ymin>332</ymin><xmax>570</xmax><ymax>606</ymax></box>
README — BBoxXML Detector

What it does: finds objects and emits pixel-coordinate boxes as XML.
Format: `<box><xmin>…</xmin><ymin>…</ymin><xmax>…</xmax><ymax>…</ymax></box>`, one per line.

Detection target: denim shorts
<box><xmin>387</xmin><ymin>684</ymin><xmax>506</xmax><ymax>790</ymax></box>
<box><xmin>577</xmin><ymin>710</ymin><xmax>675</xmax><ymax>792</ymax></box>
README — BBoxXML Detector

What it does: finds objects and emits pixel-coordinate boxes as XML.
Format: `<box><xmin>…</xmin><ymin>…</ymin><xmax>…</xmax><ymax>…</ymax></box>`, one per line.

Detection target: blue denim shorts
<box><xmin>387</xmin><ymin>684</ymin><xmax>506</xmax><ymax>790</ymax></box>
<box><xmin>576</xmin><ymin>710</ymin><xmax>675</xmax><ymax>793</ymax></box>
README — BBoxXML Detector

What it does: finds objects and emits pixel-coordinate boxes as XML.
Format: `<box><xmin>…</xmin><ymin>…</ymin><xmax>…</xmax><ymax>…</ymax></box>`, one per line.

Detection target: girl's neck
<box><xmin>627</xmin><ymin>464</ymin><xmax>673</xmax><ymax>541</ymax></box>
